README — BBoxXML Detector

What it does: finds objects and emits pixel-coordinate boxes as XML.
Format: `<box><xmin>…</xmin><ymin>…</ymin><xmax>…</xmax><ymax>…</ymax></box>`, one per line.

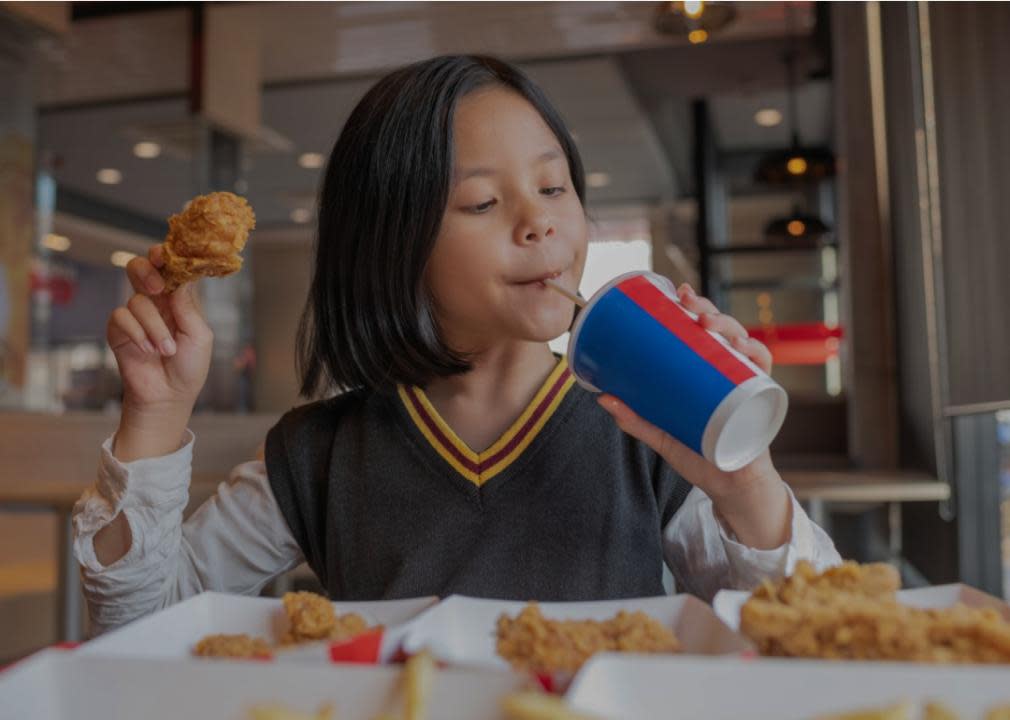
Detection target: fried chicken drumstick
<box><xmin>161</xmin><ymin>191</ymin><xmax>255</xmax><ymax>291</ymax></box>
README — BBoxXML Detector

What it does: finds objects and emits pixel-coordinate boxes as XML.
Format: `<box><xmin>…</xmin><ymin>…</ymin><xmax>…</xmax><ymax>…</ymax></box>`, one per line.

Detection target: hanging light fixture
<box><xmin>754</xmin><ymin>7</ymin><xmax>835</xmax><ymax>185</ymax></box>
<box><xmin>654</xmin><ymin>1</ymin><xmax>737</xmax><ymax>43</ymax></box>
<box><xmin>763</xmin><ymin>205</ymin><xmax>831</xmax><ymax>242</ymax></box>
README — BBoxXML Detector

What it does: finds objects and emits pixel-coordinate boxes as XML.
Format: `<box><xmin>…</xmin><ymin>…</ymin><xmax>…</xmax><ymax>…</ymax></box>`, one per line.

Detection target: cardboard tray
<box><xmin>78</xmin><ymin>592</ymin><xmax>438</xmax><ymax>663</ymax></box>
<box><xmin>402</xmin><ymin>593</ymin><xmax>751</xmax><ymax>670</ymax></box>
<box><xmin>0</xmin><ymin>649</ymin><xmax>527</xmax><ymax>720</ymax></box>
<box><xmin>565</xmin><ymin>653</ymin><xmax>1010</xmax><ymax>720</ymax></box>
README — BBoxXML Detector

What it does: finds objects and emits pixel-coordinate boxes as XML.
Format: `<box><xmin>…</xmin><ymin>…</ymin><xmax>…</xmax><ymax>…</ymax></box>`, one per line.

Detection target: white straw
<box><xmin>543</xmin><ymin>278</ymin><xmax>587</xmax><ymax>307</ymax></box>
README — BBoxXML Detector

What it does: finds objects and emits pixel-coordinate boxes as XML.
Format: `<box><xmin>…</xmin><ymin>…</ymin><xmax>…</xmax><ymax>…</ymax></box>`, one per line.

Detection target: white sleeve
<box><xmin>72</xmin><ymin>431</ymin><xmax>304</xmax><ymax>636</ymax></box>
<box><xmin>663</xmin><ymin>486</ymin><xmax>842</xmax><ymax>602</ymax></box>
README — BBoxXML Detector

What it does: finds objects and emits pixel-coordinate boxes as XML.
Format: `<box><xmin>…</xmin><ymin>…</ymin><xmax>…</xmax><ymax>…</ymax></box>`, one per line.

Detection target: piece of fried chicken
<box><xmin>161</xmin><ymin>191</ymin><xmax>255</xmax><ymax>291</ymax></box>
<box><xmin>496</xmin><ymin>603</ymin><xmax>680</xmax><ymax>675</ymax></box>
<box><xmin>741</xmin><ymin>560</ymin><xmax>1010</xmax><ymax>663</ymax></box>
<box><xmin>278</xmin><ymin>591</ymin><xmax>370</xmax><ymax>645</ymax></box>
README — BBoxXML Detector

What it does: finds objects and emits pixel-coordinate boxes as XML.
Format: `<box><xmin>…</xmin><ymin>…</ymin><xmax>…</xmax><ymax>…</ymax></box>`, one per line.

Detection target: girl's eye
<box><xmin>468</xmin><ymin>199</ymin><xmax>497</xmax><ymax>214</ymax></box>
<box><xmin>541</xmin><ymin>186</ymin><xmax>566</xmax><ymax>197</ymax></box>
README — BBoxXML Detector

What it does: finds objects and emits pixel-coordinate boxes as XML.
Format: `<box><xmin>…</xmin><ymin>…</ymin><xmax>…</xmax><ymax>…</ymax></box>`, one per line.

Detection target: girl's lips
<box><xmin>515</xmin><ymin>271</ymin><xmax>563</xmax><ymax>285</ymax></box>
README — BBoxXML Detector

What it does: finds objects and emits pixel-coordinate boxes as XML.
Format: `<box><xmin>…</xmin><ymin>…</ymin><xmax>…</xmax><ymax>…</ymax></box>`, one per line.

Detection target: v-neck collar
<box><xmin>396</xmin><ymin>357</ymin><xmax>576</xmax><ymax>487</ymax></box>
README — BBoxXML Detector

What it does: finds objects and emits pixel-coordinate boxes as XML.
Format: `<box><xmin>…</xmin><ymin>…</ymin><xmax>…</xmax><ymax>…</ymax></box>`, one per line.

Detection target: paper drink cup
<box><xmin>568</xmin><ymin>271</ymin><xmax>788</xmax><ymax>471</ymax></box>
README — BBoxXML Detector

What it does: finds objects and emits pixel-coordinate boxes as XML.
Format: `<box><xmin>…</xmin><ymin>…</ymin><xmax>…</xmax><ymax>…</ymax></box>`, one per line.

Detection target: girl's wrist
<box><xmin>115</xmin><ymin>401</ymin><xmax>193</xmax><ymax>462</ymax></box>
<box><xmin>709</xmin><ymin>470</ymin><xmax>792</xmax><ymax>550</ymax></box>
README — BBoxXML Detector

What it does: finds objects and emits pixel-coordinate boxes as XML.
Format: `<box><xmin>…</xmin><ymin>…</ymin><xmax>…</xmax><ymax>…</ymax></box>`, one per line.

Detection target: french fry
<box><xmin>814</xmin><ymin>701</ymin><xmax>913</xmax><ymax>720</ymax></box>
<box><xmin>501</xmin><ymin>691</ymin><xmax>600</xmax><ymax>720</ymax></box>
<box><xmin>925</xmin><ymin>702</ymin><xmax>961</xmax><ymax>720</ymax></box>
<box><xmin>248</xmin><ymin>702</ymin><xmax>335</xmax><ymax>720</ymax></box>
<box><xmin>403</xmin><ymin>650</ymin><xmax>435</xmax><ymax>720</ymax></box>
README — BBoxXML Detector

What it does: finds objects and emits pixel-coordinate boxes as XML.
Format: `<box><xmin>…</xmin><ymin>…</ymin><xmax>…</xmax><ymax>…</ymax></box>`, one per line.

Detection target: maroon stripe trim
<box><xmin>478</xmin><ymin>367</ymin><xmax>572</xmax><ymax>472</ymax></box>
<box><xmin>404</xmin><ymin>387</ymin><xmax>481</xmax><ymax>474</ymax></box>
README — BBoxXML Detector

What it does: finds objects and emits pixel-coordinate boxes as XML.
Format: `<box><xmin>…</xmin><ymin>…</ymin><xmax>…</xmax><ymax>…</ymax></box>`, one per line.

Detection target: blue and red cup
<box><xmin>568</xmin><ymin>271</ymin><xmax>788</xmax><ymax>471</ymax></box>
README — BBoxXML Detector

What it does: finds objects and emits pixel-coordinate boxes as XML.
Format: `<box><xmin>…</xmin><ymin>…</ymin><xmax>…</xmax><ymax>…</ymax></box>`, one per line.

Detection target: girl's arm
<box><xmin>661</xmin><ymin>486</ymin><xmax>841</xmax><ymax>602</ymax></box>
<box><xmin>72</xmin><ymin>433</ymin><xmax>303</xmax><ymax>636</ymax></box>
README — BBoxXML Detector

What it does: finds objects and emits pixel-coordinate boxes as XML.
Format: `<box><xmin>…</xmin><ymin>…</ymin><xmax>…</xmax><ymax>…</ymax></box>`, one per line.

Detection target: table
<box><xmin>782</xmin><ymin>469</ymin><xmax>950</xmax><ymax>571</ymax></box>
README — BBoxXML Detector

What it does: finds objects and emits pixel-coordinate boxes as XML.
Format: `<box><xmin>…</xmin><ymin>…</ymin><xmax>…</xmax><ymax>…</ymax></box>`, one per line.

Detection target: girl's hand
<box><xmin>597</xmin><ymin>283</ymin><xmax>792</xmax><ymax>550</ymax></box>
<box><xmin>106</xmin><ymin>246</ymin><xmax>214</xmax><ymax>460</ymax></box>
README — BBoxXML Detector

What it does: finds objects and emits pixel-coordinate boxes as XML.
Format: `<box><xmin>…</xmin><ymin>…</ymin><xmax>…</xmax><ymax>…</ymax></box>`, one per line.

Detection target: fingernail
<box><xmin>683</xmin><ymin>284</ymin><xmax>696</xmax><ymax>298</ymax></box>
<box><xmin>142</xmin><ymin>339</ymin><xmax>156</xmax><ymax>354</ymax></box>
<box><xmin>160</xmin><ymin>337</ymin><xmax>177</xmax><ymax>356</ymax></box>
<box><xmin>146</xmin><ymin>275</ymin><xmax>163</xmax><ymax>294</ymax></box>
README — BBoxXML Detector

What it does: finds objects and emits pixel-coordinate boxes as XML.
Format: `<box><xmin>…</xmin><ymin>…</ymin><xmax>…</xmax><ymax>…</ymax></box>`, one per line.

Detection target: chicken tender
<box><xmin>161</xmin><ymin>191</ymin><xmax>255</xmax><ymax>291</ymax></box>
<box><xmin>741</xmin><ymin>561</ymin><xmax>1010</xmax><ymax>663</ymax></box>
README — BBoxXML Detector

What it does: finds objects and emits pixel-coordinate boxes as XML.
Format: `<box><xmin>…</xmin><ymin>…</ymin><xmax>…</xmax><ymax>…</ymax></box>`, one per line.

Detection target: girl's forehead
<box><xmin>452</xmin><ymin>88</ymin><xmax>563</xmax><ymax>164</ymax></box>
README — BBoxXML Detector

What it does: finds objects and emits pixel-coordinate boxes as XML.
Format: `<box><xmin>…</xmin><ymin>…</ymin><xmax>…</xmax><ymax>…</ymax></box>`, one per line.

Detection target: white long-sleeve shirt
<box><xmin>72</xmin><ymin>431</ymin><xmax>841</xmax><ymax>636</ymax></box>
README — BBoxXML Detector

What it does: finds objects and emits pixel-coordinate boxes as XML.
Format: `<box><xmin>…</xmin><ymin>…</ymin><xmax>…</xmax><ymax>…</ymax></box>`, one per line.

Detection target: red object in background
<box><xmin>745</xmin><ymin>323</ymin><xmax>844</xmax><ymax>366</ymax></box>
<box><xmin>29</xmin><ymin>266</ymin><xmax>77</xmax><ymax>305</ymax></box>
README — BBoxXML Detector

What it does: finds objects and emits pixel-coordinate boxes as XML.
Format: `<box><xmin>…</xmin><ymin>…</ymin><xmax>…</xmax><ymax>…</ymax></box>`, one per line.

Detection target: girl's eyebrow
<box><xmin>455</xmin><ymin>148</ymin><xmax>563</xmax><ymax>183</ymax></box>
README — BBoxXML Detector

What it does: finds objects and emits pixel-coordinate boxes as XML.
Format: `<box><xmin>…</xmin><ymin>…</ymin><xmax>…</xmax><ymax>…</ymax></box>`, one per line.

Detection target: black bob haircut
<box><xmin>297</xmin><ymin>55</ymin><xmax>586</xmax><ymax>398</ymax></box>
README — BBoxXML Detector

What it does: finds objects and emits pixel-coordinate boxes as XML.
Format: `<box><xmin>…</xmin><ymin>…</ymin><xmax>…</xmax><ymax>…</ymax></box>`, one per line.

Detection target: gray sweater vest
<box><xmin>265</xmin><ymin>382</ymin><xmax>691</xmax><ymax>601</ymax></box>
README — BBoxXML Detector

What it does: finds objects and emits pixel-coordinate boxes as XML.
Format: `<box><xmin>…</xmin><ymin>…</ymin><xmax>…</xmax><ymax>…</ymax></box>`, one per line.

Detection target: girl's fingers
<box><xmin>733</xmin><ymin>336</ymin><xmax>774</xmax><ymax>374</ymax></box>
<box><xmin>107</xmin><ymin>307</ymin><xmax>157</xmax><ymax>354</ymax></box>
<box><xmin>127</xmin><ymin>294</ymin><xmax>177</xmax><ymax>356</ymax></box>
<box><xmin>126</xmin><ymin>256</ymin><xmax>165</xmax><ymax>296</ymax></box>
<box><xmin>677</xmin><ymin>283</ymin><xmax>720</xmax><ymax>316</ymax></box>
<box><xmin>598</xmin><ymin>393</ymin><xmax>709</xmax><ymax>481</ymax></box>
<box><xmin>148</xmin><ymin>244</ymin><xmax>165</xmax><ymax>268</ymax></box>
<box><xmin>699</xmin><ymin>311</ymin><xmax>749</xmax><ymax>342</ymax></box>
<box><xmin>168</xmin><ymin>283</ymin><xmax>212</xmax><ymax>344</ymax></box>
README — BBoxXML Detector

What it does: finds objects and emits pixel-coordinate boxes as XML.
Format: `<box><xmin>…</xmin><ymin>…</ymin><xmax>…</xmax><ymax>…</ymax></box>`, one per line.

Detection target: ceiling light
<box><xmin>110</xmin><ymin>251</ymin><xmax>137</xmax><ymax>267</ymax></box>
<box><xmin>786</xmin><ymin>156</ymin><xmax>808</xmax><ymax>176</ymax></box>
<box><xmin>42</xmin><ymin>234</ymin><xmax>71</xmax><ymax>252</ymax></box>
<box><xmin>96</xmin><ymin>168</ymin><xmax>122</xmax><ymax>185</ymax></box>
<box><xmin>683</xmin><ymin>0</ymin><xmax>705</xmax><ymax>19</ymax></box>
<box><xmin>754</xmin><ymin>108</ymin><xmax>783</xmax><ymax>127</ymax></box>
<box><xmin>290</xmin><ymin>208</ymin><xmax>312</xmax><ymax>224</ymax></box>
<box><xmin>133</xmin><ymin>141</ymin><xmax>161</xmax><ymax>159</ymax></box>
<box><xmin>586</xmin><ymin>172</ymin><xmax>611</xmax><ymax>188</ymax></box>
<box><xmin>764</xmin><ymin>207</ymin><xmax>831</xmax><ymax>242</ymax></box>
<box><xmin>654</xmin><ymin>1</ymin><xmax>736</xmax><ymax>40</ymax></box>
<box><xmin>298</xmin><ymin>152</ymin><xmax>325</xmax><ymax>169</ymax></box>
<box><xmin>688</xmin><ymin>29</ymin><xmax>709</xmax><ymax>44</ymax></box>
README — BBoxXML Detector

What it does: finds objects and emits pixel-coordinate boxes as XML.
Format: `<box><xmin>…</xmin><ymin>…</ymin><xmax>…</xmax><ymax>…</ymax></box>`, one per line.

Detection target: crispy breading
<box><xmin>161</xmin><ymin>191</ymin><xmax>255</xmax><ymax>291</ymax></box>
<box><xmin>279</xmin><ymin>591</ymin><xmax>370</xmax><ymax>645</ymax></box>
<box><xmin>741</xmin><ymin>561</ymin><xmax>1010</xmax><ymax>663</ymax></box>
<box><xmin>192</xmin><ymin>633</ymin><xmax>273</xmax><ymax>659</ymax></box>
<box><xmin>495</xmin><ymin>603</ymin><xmax>679</xmax><ymax>675</ymax></box>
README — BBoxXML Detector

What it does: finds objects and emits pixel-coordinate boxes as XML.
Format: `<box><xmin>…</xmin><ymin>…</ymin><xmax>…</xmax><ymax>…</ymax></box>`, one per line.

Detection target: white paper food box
<box><xmin>78</xmin><ymin>591</ymin><xmax>438</xmax><ymax>663</ymax></box>
<box><xmin>401</xmin><ymin>593</ymin><xmax>751</xmax><ymax>670</ymax></box>
<box><xmin>0</xmin><ymin>649</ymin><xmax>527</xmax><ymax>720</ymax></box>
<box><xmin>713</xmin><ymin>582</ymin><xmax>1010</xmax><ymax>633</ymax></box>
<box><xmin>566</xmin><ymin>654</ymin><xmax>1010</xmax><ymax>720</ymax></box>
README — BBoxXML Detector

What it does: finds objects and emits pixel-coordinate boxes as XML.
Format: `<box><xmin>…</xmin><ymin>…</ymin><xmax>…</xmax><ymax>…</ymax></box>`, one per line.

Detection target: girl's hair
<box><xmin>296</xmin><ymin>55</ymin><xmax>586</xmax><ymax>397</ymax></box>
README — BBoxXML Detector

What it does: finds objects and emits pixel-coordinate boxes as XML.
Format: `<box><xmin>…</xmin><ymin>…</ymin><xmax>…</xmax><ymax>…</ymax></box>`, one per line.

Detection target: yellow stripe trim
<box><xmin>398</xmin><ymin>358</ymin><xmax>575</xmax><ymax>486</ymax></box>
<box><xmin>397</xmin><ymin>385</ymin><xmax>481</xmax><ymax>485</ymax></box>
<box><xmin>479</xmin><ymin>373</ymin><xmax>576</xmax><ymax>482</ymax></box>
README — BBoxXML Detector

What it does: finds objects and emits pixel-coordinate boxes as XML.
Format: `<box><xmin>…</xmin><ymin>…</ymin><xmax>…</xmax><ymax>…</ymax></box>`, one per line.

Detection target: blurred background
<box><xmin>0</xmin><ymin>1</ymin><xmax>1008</xmax><ymax>661</ymax></box>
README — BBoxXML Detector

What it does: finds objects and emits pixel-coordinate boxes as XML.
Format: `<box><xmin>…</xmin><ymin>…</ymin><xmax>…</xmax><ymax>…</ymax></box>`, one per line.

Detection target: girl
<box><xmin>74</xmin><ymin>55</ymin><xmax>839</xmax><ymax>634</ymax></box>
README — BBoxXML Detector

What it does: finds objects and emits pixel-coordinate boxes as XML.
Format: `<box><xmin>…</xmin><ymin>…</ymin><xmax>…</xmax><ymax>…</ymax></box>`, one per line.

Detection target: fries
<box><xmin>403</xmin><ymin>651</ymin><xmax>434</xmax><ymax>720</ymax></box>
<box><xmin>248</xmin><ymin>703</ymin><xmax>334</xmax><ymax>720</ymax></box>
<box><xmin>501</xmin><ymin>691</ymin><xmax>600</xmax><ymax>720</ymax></box>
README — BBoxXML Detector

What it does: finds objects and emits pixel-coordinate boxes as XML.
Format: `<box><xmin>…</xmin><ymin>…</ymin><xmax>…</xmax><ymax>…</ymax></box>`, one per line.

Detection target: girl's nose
<box><xmin>516</xmin><ymin>202</ymin><xmax>555</xmax><ymax>245</ymax></box>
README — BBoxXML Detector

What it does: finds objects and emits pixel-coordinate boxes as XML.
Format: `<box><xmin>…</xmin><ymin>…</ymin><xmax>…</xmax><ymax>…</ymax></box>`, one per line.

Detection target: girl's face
<box><xmin>426</xmin><ymin>86</ymin><xmax>588</xmax><ymax>355</ymax></box>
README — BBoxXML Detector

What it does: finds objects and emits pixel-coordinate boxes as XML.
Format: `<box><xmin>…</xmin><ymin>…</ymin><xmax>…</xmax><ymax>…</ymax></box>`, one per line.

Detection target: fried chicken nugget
<box><xmin>496</xmin><ymin>603</ymin><xmax>679</xmax><ymax>675</ymax></box>
<box><xmin>161</xmin><ymin>191</ymin><xmax>255</xmax><ymax>291</ymax></box>
<box><xmin>193</xmin><ymin>633</ymin><xmax>273</xmax><ymax>659</ymax></box>
<box><xmin>279</xmin><ymin>591</ymin><xmax>370</xmax><ymax>645</ymax></box>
